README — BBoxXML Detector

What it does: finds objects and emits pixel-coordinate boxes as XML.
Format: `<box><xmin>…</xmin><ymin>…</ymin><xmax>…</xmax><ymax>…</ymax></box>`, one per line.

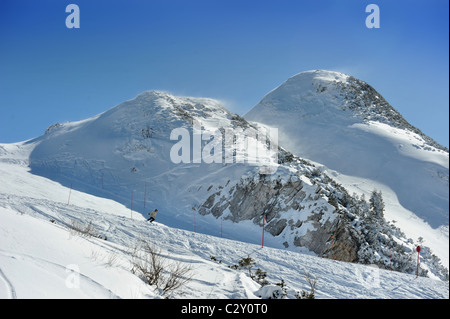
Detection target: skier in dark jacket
<box><xmin>147</xmin><ymin>209</ymin><xmax>158</xmax><ymax>223</ymax></box>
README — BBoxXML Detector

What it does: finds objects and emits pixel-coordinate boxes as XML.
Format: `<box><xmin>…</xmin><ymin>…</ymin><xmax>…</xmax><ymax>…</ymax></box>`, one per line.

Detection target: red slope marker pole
<box><xmin>331</xmin><ymin>235</ymin><xmax>335</xmax><ymax>260</ymax></box>
<box><xmin>144</xmin><ymin>183</ymin><xmax>147</xmax><ymax>209</ymax></box>
<box><xmin>67</xmin><ymin>183</ymin><xmax>72</xmax><ymax>205</ymax></box>
<box><xmin>192</xmin><ymin>207</ymin><xmax>196</xmax><ymax>233</ymax></box>
<box><xmin>131</xmin><ymin>190</ymin><xmax>133</xmax><ymax>220</ymax></box>
<box><xmin>389</xmin><ymin>247</ymin><xmax>392</xmax><ymax>271</ymax></box>
<box><xmin>416</xmin><ymin>245</ymin><xmax>421</xmax><ymax>278</ymax></box>
<box><xmin>262</xmin><ymin>215</ymin><xmax>265</xmax><ymax>248</ymax></box>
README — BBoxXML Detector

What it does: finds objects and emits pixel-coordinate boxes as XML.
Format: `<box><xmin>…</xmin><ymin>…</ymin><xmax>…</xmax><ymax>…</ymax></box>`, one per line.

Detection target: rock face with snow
<box><xmin>198</xmin><ymin>162</ymin><xmax>343</xmax><ymax>254</ymax></box>
<box><xmin>245</xmin><ymin>69</ymin><xmax>449</xmax><ymax>266</ymax></box>
<box><xmin>22</xmin><ymin>73</ymin><xmax>448</xmax><ymax>280</ymax></box>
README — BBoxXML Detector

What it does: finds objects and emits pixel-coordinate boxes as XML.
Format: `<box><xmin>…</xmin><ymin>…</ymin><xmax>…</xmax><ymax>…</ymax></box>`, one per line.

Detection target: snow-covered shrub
<box><xmin>255</xmin><ymin>285</ymin><xmax>284</xmax><ymax>299</ymax></box>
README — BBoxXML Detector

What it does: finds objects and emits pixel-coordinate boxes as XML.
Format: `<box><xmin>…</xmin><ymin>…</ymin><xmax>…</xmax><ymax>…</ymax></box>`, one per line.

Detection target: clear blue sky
<box><xmin>1</xmin><ymin>0</ymin><xmax>448</xmax><ymax>147</ymax></box>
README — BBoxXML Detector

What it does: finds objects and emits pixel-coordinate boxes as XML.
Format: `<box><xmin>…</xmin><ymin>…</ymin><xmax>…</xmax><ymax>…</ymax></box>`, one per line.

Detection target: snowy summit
<box><xmin>246</xmin><ymin>69</ymin><xmax>449</xmax><ymax>268</ymax></box>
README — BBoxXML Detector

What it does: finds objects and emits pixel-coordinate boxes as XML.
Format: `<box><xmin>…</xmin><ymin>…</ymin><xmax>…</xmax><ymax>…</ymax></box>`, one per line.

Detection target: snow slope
<box><xmin>0</xmin><ymin>150</ymin><xmax>448</xmax><ymax>299</ymax></box>
<box><xmin>245</xmin><ymin>70</ymin><xmax>449</xmax><ymax>268</ymax></box>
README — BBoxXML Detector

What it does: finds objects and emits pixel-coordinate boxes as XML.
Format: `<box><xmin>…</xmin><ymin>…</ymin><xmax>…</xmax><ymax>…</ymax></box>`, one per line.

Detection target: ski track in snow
<box><xmin>0</xmin><ymin>250</ymin><xmax>119</xmax><ymax>299</ymax></box>
<box><xmin>0</xmin><ymin>266</ymin><xmax>16</xmax><ymax>299</ymax></box>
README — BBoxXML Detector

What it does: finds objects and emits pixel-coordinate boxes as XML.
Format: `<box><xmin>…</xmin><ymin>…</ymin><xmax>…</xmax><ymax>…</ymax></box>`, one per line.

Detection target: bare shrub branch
<box><xmin>130</xmin><ymin>241</ymin><xmax>192</xmax><ymax>296</ymax></box>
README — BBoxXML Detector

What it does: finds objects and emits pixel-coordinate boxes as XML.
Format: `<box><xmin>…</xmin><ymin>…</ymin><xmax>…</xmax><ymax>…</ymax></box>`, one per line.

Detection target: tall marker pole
<box><xmin>192</xmin><ymin>207</ymin><xmax>196</xmax><ymax>233</ymax></box>
<box><xmin>389</xmin><ymin>247</ymin><xmax>392</xmax><ymax>271</ymax></box>
<box><xmin>416</xmin><ymin>246</ymin><xmax>421</xmax><ymax>278</ymax></box>
<box><xmin>131</xmin><ymin>190</ymin><xmax>133</xmax><ymax>220</ymax></box>
<box><xmin>262</xmin><ymin>215</ymin><xmax>265</xmax><ymax>248</ymax></box>
<box><xmin>144</xmin><ymin>183</ymin><xmax>147</xmax><ymax>209</ymax></box>
<box><xmin>330</xmin><ymin>235</ymin><xmax>335</xmax><ymax>260</ymax></box>
<box><xmin>67</xmin><ymin>183</ymin><xmax>73</xmax><ymax>205</ymax></box>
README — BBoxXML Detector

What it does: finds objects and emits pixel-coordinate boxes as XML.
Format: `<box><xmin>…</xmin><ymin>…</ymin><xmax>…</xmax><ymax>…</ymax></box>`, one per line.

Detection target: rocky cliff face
<box><xmin>340</xmin><ymin>75</ymin><xmax>447</xmax><ymax>152</ymax></box>
<box><xmin>195</xmin><ymin>151</ymin><xmax>366</xmax><ymax>262</ymax></box>
<box><xmin>197</xmin><ymin>164</ymin><xmax>347</xmax><ymax>257</ymax></box>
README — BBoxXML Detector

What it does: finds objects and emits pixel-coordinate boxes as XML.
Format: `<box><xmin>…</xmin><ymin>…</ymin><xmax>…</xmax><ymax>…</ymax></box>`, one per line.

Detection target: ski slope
<box><xmin>0</xmin><ymin>142</ymin><xmax>448</xmax><ymax>299</ymax></box>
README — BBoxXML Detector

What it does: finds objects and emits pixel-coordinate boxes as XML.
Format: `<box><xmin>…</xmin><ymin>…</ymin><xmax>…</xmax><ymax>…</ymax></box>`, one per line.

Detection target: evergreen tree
<box><xmin>369</xmin><ymin>190</ymin><xmax>385</xmax><ymax>218</ymax></box>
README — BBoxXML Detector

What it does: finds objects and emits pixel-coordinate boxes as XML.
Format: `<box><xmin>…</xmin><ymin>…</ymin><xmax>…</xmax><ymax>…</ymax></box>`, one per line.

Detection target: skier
<box><xmin>147</xmin><ymin>209</ymin><xmax>158</xmax><ymax>223</ymax></box>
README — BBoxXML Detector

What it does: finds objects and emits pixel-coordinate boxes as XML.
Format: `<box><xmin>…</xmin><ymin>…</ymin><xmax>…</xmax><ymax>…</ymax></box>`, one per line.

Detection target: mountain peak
<box><xmin>261</xmin><ymin>70</ymin><xmax>349</xmax><ymax>102</ymax></box>
<box><xmin>288</xmin><ymin>69</ymin><xmax>350</xmax><ymax>83</ymax></box>
<box><xmin>248</xmin><ymin>70</ymin><xmax>446</xmax><ymax>152</ymax></box>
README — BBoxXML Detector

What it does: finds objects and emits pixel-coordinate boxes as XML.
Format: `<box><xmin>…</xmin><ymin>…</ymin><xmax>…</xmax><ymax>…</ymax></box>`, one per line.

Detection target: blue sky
<box><xmin>1</xmin><ymin>0</ymin><xmax>448</xmax><ymax>147</ymax></box>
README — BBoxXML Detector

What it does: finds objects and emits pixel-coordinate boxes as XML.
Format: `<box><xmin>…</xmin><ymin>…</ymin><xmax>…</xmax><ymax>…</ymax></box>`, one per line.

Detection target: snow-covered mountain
<box><xmin>245</xmin><ymin>70</ymin><xmax>449</xmax><ymax>269</ymax></box>
<box><xmin>27</xmin><ymin>91</ymin><xmax>276</xmax><ymax>233</ymax></box>
<box><xmin>0</xmin><ymin>70</ymin><xmax>449</xmax><ymax>299</ymax></box>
